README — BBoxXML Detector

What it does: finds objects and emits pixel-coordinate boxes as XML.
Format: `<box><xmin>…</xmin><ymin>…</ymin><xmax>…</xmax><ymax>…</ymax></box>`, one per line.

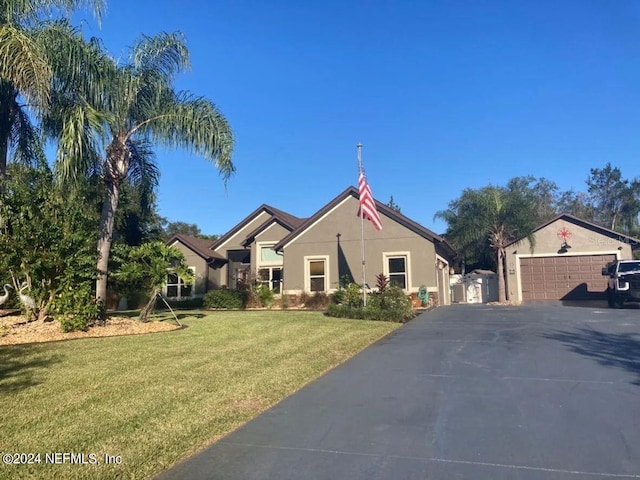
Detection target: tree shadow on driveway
<box><xmin>543</xmin><ymin>328</ymin><xmax>640</xmax><ymax>386</ymax></box>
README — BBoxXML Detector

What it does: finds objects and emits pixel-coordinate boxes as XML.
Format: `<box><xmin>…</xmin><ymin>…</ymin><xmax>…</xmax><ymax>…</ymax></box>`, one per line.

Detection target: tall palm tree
<box><xmin>435</xmin><ymin>186</ymin><xmax>538</xmax><ymax>302</ymax></box>
<box><xmin>47</xmin><ymin>31</ymin><xmax>234</xmax><ymax>303</ymax></box>
<box><xmin>0</xmin><ymin>0</ymin><xmax>103</xmax><ymax>175</ymax></box>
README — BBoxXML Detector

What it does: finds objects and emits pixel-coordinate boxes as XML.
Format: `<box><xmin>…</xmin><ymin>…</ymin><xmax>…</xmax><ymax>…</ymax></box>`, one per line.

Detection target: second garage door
<box><xmin>520</xmin><ymin>254</ymin><xmax>615</xmax><ymax>301</ymax></box>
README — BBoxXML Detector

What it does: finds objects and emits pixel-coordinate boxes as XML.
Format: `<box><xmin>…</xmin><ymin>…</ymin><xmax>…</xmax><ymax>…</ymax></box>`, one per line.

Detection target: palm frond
<box><xmin>125</xmin><ymin>138</ymin><xmax>158</xmax><ymax>215</ymax></box>
<box><xmin>35</xmin><ymin>20</ymin><xmax>116</xmax><ymax>109</ymax></box>
<box><xmin>52</xmin><ymin>98</ymin><xmax>105</xmax><ymax>182</ymax></box>
<box><xmin>9</xmin><ymin>103</ymin><xmax>46</xmax><ymax>167</ymax></box>
<box><xmin>126</xmin><ymin>138</ymin><xmax>158</xmax><ymax>188</ymax></box>
<box><xmin>0</xmin><ymin>0</ymin><xmax>105</xmax><ymax>26</ymax></box>
<box><xmin>131</xmin><ymin>31</ymin><xmax>190</xmax><ymax>81</ymax></box>
<box><xmin>0</xmin><ymin>23</ymin><xmax>50</xmax><ymax>108</ymax></box>
<box><xmin>136</xmin><ymin>91</ymin><xmax>235</xmax><ymax>182</ymax></box>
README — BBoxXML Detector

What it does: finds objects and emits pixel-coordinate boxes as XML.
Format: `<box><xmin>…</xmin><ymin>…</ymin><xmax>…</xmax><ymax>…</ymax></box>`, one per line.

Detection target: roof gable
<box><xmin>167</xmin><ymin>234</ymin><xmax>226</xmax><ymax>262</ymax></box>
<box><xmin>273</xmin><ymin>186</ymin><xmax>457</xmax><ymax>258</ymax></box>
<box><xmin>210</xmin><ymin>204</ymin><xmax>305</xmax><ymax>252</ymax></box>
<box><xmin>505</xmin><ymin>213</ymin><xmax>640</xmax><ymax>248</ymax></box>
<box><xmin>242</xmin><ymin>216</ymin><xmax>298</xmax><ymax>247</ymax></box>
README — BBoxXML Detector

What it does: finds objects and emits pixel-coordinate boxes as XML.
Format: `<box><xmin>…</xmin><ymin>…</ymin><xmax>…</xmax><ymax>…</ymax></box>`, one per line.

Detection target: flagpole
<box><xmin>357</xmin><ymin>143</ymin><xmax>367</xmax><ymax>307</ymax></box>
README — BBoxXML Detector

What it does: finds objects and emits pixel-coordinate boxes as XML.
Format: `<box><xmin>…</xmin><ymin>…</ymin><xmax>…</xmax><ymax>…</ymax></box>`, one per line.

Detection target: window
<box><xmin>165</xmin><ymin>267</ymin><xmax>195</xmax><ymax>299</ymax></box>
<box><xmin>383</xmin><ymin>253</ymin><xmax>409</xmax><ymax>290</ymax></box>
<box><xmin>305</xmin><ymin>258</ymin><xmax>328</xmax><ymax>292</ymax></box>
<box><xmin>258</xmin><ymin>267</ymin><xmax>282</xmax><ymax>293</ymax></box>
<box><xmin>260</xmin><ymin>246</ymin><xmax>281</xmax><ymax>264</ymax></box>
<box><xmin>257</xmin><ymin>243</ymin><xmax>283</xmax><ymax>292</ymax></box>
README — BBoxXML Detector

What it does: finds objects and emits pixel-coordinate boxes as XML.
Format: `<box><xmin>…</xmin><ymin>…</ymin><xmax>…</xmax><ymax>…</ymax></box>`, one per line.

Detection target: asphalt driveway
<box><xmin>158</xmin><ymin>303</ymin><xmax>640</xmax><ymax>479</ymax></box>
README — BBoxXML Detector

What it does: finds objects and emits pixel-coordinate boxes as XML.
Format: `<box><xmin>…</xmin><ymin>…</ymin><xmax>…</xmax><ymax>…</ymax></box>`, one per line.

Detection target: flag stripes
<box><xmin>358</xmin><ymin>171</ymin><xmax>382</xmax><ymax>231</ymax></box>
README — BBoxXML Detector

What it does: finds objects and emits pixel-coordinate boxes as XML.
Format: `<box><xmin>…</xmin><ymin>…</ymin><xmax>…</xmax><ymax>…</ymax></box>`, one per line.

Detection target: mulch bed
<box><xmin>0</xmin><ymin>312</ymin><xmax>180</xmax><ymax>346</ymax></box>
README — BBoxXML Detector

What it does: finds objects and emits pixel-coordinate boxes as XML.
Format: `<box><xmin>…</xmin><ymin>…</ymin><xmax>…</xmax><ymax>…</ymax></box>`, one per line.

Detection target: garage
<box><xmin>520</xmin><ymin>254</ymin><xmax>616</xmax><ymax>301</ymax></box>
<box><xmin>505</xmin><ymin>214</ymin><xmax>640</xmax><ymax>302</ymax></box>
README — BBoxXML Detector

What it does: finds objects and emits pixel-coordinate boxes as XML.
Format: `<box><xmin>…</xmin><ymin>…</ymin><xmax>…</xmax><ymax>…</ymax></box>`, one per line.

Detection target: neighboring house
<box><xmin>166</xmin><ymin>186</ymin><xmax>457</xmax><ymax>304</ymax></box>
<box><xmin>505</xmin><ymin>213</ymin><xmax>640</xmax><ymax>302</ymax></box>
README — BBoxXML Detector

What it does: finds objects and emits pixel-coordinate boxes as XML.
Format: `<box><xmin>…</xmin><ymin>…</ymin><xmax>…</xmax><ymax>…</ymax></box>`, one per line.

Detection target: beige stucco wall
<box><xmin>505</xmin><ymin>218</ymin><xmax>633</xmax><ymax>301</ymax></box>
<box><xmin>212</xmin><ymin>211</ymin><xmax>270</xmax><ymax>287</ymax></box>
<box><xmin>281</xmin><ymin>196</ymin><xmax>439</xmax><ymax>294</ymax></box>
<box><xmin>169</xmin><ymin>241</ymin><xmax>209</xmax><ymax>296</ymax></box>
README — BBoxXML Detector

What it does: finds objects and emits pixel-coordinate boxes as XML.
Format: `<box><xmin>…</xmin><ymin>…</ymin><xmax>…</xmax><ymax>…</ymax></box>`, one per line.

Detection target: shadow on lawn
<box><xmin>0</xmin><ymin>346</ymin><xmax>62</xmax><ymax>393</ymax></box>
<box><xmin>543</xmin><ymin>328</ymin><xmax>640</xmax><ymax>386</ymax></box>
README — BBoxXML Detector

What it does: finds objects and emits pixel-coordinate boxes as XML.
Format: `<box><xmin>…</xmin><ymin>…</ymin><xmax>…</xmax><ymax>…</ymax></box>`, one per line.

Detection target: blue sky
<box><xmin>74</xmin><ymin>0</ymin><xmax>640</xmax><ymax>236</ymax></box>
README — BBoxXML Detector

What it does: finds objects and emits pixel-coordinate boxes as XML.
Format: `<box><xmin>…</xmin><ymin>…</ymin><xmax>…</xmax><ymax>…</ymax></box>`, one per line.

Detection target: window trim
<box><xmin>304</xmin><ymin>255</ymin><xmax>330</xmax><ymax>293</ymax></box>
<box><xmin>382</xmin><ymin>252</ymin><xmax>411</xmax><ymax>291</ymax></box>
<box><xmin>258</xmin><ymin>266</ymin><xmax>283</xmax><ymax>293</ymax></box>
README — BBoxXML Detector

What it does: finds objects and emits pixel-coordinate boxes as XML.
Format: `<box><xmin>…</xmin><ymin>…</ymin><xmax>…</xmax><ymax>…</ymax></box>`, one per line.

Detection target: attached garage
<box><xmin>505</xmin><ymin>214</ymin><xmax>640</xmax><ymax>302</ymax></box>
<box><xmin>520</xmin><ymin>254</ymin><xmax>616</xmax><ymax>301</ymax></box>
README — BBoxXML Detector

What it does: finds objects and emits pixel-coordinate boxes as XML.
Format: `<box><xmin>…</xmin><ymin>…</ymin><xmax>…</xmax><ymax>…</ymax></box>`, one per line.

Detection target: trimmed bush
<box><xmin>325</xmin><ymin>285</ymin><xmax>414</xmax><ymax>323</ymax></box>
<box><xmin>157</xmin><ymin>297</ymin><xmax>204</xmax><ymax>310</ymax></box>
<box><xmin>204</xmin><ymin>289</ymin><xmax>247</xmax><ymax>309</ymax></box>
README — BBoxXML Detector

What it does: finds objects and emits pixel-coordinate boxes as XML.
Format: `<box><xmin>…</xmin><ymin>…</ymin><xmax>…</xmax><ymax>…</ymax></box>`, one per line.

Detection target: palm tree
<box><xmin>47</xmin><ymin>31</ymin><xmax>234</xmax><ymax>303</ymax></box>
<box><xmin>0</xmin><ymin>0</ymin><xmax>103</xmax><ymax>175</ymax></box>
<box><xmin>435</xmin><ymin>186</ymin><xmax>538</xmax><ymax>302</ymax></box>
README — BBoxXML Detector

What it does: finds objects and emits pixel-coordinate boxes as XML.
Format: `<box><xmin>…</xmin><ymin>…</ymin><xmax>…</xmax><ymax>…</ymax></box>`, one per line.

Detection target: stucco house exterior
<box><xmin>166</xmin><ymin>186</ymin><xmax>457</xmax><ymax>305</ymax></box>
<box><xmin>505</xmin><ymin>213</ymin><xmax>640</xmax><ymax>301</ymax></box>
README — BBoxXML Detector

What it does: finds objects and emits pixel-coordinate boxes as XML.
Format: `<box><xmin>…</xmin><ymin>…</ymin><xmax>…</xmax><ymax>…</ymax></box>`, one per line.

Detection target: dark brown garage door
<box><xmin>520</xmin><ymin>254</ymin><xmax>615</xmax><ymax>301</ymax></box>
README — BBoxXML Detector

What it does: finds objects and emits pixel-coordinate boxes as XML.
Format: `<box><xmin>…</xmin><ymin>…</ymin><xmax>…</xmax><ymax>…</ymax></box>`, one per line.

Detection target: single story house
<box><xmin>166</xmin><ymin>186</ymin><xmax>457</xmax><ymax>305</ymax></box>
<box><xmin>505</xmin><ymin>213</ymin><xmax>640</xmax><ymax>301</ymax></box>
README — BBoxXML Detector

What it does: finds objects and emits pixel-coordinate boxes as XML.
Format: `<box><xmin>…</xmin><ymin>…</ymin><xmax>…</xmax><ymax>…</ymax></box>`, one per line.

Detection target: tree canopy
<box><xmin>43</xmin><ymin>28</ymin><xmax>234</xmax><ymax>302</ymax></box>
<box><xmin>435</xmin><ymin>184</ymin><xmax>540</xmax><ymax>301</ymax></box>
<box><xmin>162</xmin><ymin>220</ymin><xmax>218</xmax><ymax>240</ymax></box>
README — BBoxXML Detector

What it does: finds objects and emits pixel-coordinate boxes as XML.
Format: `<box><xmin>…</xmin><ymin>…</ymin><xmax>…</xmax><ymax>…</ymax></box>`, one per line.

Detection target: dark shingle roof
<box><xmin>209</xmin><ymin>204</ymin><xmax>306</xmax><ymax>251</ymax></box>
<box><xmin>166</xmin><ymin>234</ymin><xmax>226</xmax><ymax>262</ymax></box>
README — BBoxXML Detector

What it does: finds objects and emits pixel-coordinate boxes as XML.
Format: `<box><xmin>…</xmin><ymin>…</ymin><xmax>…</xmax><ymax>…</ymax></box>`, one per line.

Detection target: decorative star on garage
<box><xmin>557</xmin><ymin>226</ymin><xmax>572</xmax><ymax>241</ymax></box>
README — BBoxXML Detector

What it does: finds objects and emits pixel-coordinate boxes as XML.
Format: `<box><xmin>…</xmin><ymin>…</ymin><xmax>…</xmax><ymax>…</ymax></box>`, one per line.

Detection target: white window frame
<box><xmin>383</xmin><ymin>252</ymin><xmax>411</xmax><ymax>291</ymax></box>
<box><xmin>304</xmin><ymin>255</ymin><xmax>330</xmax><ymax>293</ymax></box>
<box><xmin>256</xmin><ymin>242</ymin><xmax>283</xmax><ymax>292</ymax></box>
<box><xmin>257</xmin><ymin>266</ymin><xmax>283</xmax><ymax>293</ymax></box>
<box><xmin>164</xmin><ymin>266</ymin><xmax>196</xmax><ymax>300</ymax></box>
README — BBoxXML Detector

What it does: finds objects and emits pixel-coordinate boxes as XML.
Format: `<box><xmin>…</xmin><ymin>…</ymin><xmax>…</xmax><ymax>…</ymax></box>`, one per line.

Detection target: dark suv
<box><xmin>602</xmin><ymin>260</ymin><xmax>640</xmax><ymax>308</ymax></box>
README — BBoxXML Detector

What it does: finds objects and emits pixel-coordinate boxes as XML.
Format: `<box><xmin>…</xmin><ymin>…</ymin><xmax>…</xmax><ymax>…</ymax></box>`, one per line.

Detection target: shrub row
<box><xmin>325</xmin><ymin>304</ymin><xmax>414</xmax><ymax>322</ymax></box>
<box><xmin>202</xmin><ymin>288</ymin><xmax>334</xmax><ymax>310</ymax></box>
<box><xmin>325</xmin><ymin>284</ymin><xmax>415</xmax><ymax>323</ymax></box>
<box><xmin>203</xmin><ymin>289</ymin><xmax>248</xmax><ymax>309</ymax></box>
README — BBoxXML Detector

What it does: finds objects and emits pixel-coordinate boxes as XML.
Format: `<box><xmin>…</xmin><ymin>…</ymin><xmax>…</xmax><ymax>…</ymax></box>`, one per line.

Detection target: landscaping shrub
<box><xmin>204</xmin><ymin>289</ymin><xmax>247</xmax><ymax>309</ymax></box>
<box><xmin>157</xmin><ymin>297</ymin><xmax>204</xmax><ymax>310</ymax></box>
<box><xmin>256</xmin><ymin>284</ymin><xmax>274</xmax><ymax>307</ymax></box>
<box><xmin>343</xmin><ymin>283</ymin><xmax>364</xmax><ymax>307</ymax></box>
<box><xmin>375</xmin><ymin>273</ymin><xmax>389</xmax><ymax>293</ymax></box>
<box><xmin>304</xmin><ymin>292</ymin><xmax>331</xmax><ymax>310</ymax></box>
<box><xmin>58</xmin><ymin>315</ymin><xmax>92</xmax><ymax>333</ymax></box>
<box><xmin>325</xmin><ymin>285</ymin><xmax>415</xmax><ymax>323</ymax></box>
<box><xmin>280</xmin><ymin>294</ymin><xmax>290</xmax><ymax>309</ymax></box>
<box><xmin>298</xmin><ymin>292</ymin><xmax>309</xmax><ymax>306</ymax></box>
<box><xmin>52</xmin><ymin>283</ymin><xmax>101</xmax><ymax>332</ymax></box>
<box><xmin>331</xmin><ymin>289</ymin><xmax>345</xmax><ymax>304</ymax></box>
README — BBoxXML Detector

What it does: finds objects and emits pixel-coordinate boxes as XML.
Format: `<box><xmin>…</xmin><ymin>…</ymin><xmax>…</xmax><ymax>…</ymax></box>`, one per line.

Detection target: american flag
<box><xmin>358</xmin><ymin>170</ymin><xmax>382</xmax><ymax>231</ymax></box>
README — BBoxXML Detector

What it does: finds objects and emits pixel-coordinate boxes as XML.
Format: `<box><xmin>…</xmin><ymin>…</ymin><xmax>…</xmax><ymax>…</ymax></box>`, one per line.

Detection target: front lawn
<box><xmin>0</xmin><ymin>311</ymin><xmax>399</xmax><ymax>479</ymax></box>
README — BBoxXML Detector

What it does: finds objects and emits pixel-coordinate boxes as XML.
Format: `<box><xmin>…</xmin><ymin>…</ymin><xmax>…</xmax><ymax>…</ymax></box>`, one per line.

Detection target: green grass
<box><xmin>0</xmin><ymin>311</ymin><xmax>399</xmax><ymax>479</ymax></box>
